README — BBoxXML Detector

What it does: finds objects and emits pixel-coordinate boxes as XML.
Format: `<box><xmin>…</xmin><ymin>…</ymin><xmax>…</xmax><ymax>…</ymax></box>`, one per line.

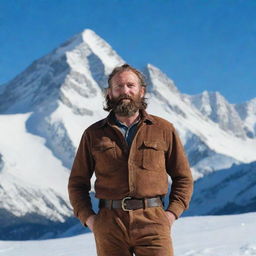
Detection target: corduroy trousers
<box><xmin>93</xmin><ymin>206</ymin><xmax>173</xmax><ymax>256</ymax></box>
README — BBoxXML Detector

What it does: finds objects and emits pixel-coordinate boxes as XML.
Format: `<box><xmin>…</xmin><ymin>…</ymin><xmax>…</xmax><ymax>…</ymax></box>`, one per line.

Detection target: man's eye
<box><xmin>128</xmin><ymin>84</ymin><xmax>134</xmax><ymax>87</ymax></box>
<box><xmin>113</xmin><ymin>84</ymin><xmax>122</xmax><ymax>89</ymax></box>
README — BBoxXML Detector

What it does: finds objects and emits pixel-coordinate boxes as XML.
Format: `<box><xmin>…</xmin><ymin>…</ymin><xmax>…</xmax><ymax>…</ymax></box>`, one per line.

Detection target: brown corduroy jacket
<box><xmin>68</xmin><ymin>110</ymin><xmax>193</xmax><ymax>227</ymax></box>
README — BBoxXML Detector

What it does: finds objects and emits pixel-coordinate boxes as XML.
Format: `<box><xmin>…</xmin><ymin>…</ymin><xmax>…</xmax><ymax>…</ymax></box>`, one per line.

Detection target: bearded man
<box><xmin>68</xmin><ymin>64</ymin><xmax>193</xmax><ymax>256</ymax></box>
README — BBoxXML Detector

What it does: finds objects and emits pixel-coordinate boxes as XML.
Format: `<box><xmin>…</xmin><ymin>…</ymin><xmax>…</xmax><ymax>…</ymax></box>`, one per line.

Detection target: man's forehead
<box><xmin>111</xmin><ymin>70</ymin><xmax>140</xmax><ymax>83</ymax></box>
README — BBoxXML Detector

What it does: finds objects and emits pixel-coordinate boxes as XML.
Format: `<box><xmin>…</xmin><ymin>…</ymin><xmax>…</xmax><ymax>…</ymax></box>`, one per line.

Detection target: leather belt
<box><xmin>99</xmin><ymin>196</ymin><xmax>163</xmax><ymax>211</ymax></box>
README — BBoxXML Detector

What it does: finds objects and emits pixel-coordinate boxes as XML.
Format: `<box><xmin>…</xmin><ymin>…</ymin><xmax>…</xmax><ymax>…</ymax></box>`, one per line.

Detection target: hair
<box><xmin>107</xmin><ymin>64</ymin><xmax>147</xmax><ymax>88</ymax></box>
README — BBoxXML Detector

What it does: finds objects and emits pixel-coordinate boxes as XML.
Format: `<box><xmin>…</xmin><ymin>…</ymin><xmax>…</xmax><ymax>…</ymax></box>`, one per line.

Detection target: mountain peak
<box><xmin>0</xmin><ymin>29</ymin><xmax>124</xmax><ymax>113</ymax></box>
<box><xmin>144</xmin><ymin>63</ymin><xmax>179</xmax><ymax>94</ymax></box>
<box><xmin>201</xmin><ymin>90</ymin><xmax>222</xmax><ymax>99</ymax></box>
<box><xmin>187</xmin><ymin>90</ymin><xmax>246</xmax><ymax>138</ymax></box>
<box><xmin>55</xmin><ymin>29</ymin><xmax>123</xmax><ymax>66</ymax></box>
<box><xmin>81</xmin><ymin>28</ymin><xmax>100</xmax><ymax>41</ymax></box>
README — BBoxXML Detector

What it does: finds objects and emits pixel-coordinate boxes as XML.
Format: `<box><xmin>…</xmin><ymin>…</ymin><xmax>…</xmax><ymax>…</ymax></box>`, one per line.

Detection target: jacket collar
<box><xmin>98</xmin><ymin>109</ymin><xmax>154</xmax><ymax>128</ymax></box>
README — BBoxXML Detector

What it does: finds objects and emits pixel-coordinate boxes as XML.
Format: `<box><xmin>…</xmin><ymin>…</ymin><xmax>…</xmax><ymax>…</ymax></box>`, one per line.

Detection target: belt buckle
<box><xmin>121</xmin><ymin>196</ymin><xmax>132</xmax><ymax>211</ymax></box>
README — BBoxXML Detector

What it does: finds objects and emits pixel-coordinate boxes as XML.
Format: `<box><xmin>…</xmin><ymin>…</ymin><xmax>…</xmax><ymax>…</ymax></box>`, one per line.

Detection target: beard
<box><xmin>104</xmin><ymin>93</ymin><xmax>147</xmax><ymax>117</ymax></box>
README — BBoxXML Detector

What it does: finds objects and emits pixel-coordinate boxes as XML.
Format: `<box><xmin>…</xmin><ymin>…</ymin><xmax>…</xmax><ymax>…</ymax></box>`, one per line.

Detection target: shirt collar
<box><xmin>98</xmin><ymin>109</ymin><xmax>154</xmax><ymax>128</ymax></box>
<box><xmin>114</xmin><ymin>114</ymin><xmax>141</xmax><ymax>128</ymax></box>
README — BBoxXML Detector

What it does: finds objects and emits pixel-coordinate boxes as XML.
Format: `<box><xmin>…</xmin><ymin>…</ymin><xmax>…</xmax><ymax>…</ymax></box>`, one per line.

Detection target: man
<box><xmin>68</xmin><ymin>64</ymin><xmax>193</xmax><ymax>256</ymax></box>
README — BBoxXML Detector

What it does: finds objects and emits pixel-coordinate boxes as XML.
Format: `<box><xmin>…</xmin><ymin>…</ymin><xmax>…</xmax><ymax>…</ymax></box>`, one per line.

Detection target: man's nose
<box><xmin>121</xmin><ymin>85</ymin><xmax>129</xmax><ymax>94</ymax></box>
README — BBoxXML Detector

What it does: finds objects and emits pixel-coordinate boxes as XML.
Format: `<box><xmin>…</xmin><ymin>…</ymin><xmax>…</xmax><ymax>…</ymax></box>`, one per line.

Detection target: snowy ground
<box><xmin>0</xmin><ymin>212</ymin><xmax>255</xmax><ymax>256</ymax></box>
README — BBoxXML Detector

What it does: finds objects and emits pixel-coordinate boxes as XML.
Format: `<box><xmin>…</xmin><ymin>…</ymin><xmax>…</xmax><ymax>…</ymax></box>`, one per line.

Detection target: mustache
<box><xmin>117</xmin><ymin>95</ymin><xmax>133</xmax><ymax>103</ymax></box>
<box><xmin>104</xmin><ymin>93</ymin><xmax>147</xmax><ymax>112</ymax></box>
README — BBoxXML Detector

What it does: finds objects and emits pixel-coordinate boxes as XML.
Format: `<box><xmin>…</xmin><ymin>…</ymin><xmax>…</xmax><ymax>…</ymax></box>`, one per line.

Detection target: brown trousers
<box><xmin>93</xmin><ymin>206</ymin><xmax>173</xmax><ymax>256</ymax></box>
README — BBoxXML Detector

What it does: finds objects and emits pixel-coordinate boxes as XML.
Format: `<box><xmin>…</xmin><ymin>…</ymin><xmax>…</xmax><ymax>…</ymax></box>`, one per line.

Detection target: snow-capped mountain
<box><xmin>184</xmin><ymin>91</ymin><xmax>247</xmax><ymax>138</ymax></box>
<box><xmin>0</xmin><ymin>29</ymin><xmax>255</xmax><ymax>239</ymax></box>
<box><xmin>184</xmin><ymin>161</ymin><xmax>256</xmax><ymax>216</ymax></box>
<box><xmin>144</xmin><ymin>64</ymin><xmax>255</xmax><ymax>178</ymax></box>
<box><xmin>0</xmin><ymin>29</ymin><xmax>124</xmax><ymax>239</ymax></box>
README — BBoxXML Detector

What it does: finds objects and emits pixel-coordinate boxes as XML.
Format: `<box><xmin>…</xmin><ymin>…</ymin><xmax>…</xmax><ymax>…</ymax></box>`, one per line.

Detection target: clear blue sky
<box><xmin>0</xmin><ymin>0</ymin><xmax>255</xmax><ymax>103</ymax></box>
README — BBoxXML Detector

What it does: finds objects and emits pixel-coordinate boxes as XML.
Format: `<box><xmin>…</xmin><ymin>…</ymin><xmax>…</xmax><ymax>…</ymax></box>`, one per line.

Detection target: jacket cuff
<box><xmin>166</xmin><ymin>202</ymin><xmax>185</xmax><ymax>219</ymax></box>
<box><xmin>78</xmin><ymin>208</ymin><xmax>96</xmax><ymax>228</ymax></box>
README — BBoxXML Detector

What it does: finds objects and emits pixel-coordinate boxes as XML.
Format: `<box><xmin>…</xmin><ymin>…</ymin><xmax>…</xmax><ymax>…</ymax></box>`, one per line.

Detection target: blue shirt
<box><xmin>114</xmin><ymin>116</ymin><xmax>140</xmax><ymax>147</ymax></box>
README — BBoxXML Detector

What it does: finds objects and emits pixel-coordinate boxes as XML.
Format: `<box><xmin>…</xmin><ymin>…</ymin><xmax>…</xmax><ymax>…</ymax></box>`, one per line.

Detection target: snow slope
<box><xmin>0</xmin><ymin>212</ymin><xmax>255</xmax><ymax>256</ymax></box>
<box><xmin>0</xmin><ymin>113</ymin><xmax>74</xmax><ymax>239</ymax></box>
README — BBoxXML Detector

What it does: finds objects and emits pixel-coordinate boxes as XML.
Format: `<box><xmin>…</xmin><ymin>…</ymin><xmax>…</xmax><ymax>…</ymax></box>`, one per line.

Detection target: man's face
<box><xmin>107</xmin><ymin>71</ymin><xmax>145</xmax><ymax>117</ymax></box>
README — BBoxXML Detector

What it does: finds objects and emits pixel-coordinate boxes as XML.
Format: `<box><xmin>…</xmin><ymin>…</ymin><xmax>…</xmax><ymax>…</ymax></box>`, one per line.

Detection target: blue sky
<box><xmin>0</xmin><ymin>0</ymin><xmax>255</xmax><ymax>103</ymax></box>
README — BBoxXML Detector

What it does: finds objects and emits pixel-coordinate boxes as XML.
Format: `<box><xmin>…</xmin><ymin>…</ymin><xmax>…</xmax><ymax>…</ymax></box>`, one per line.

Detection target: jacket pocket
<box><xmin>142</xmin><ymin>141</ymin><xmax>165</xmax><ymax>170</ymax></box>
<box><xmin>92</xmin><ymin>140</ymin><xmax>117</xmax><ymax>172</ymax></box>
<box><xmin>93</xmin><ymin>141</ymin><xmax>115</xmax><ymax>152</ymax></box>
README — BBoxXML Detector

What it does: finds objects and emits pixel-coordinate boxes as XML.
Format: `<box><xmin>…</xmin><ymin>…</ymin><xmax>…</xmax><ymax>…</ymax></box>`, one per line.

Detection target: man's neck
<box><xmin>115</xmin><ymin>111</ymin><xmax>140</xmax><ymax>127</ymax></box>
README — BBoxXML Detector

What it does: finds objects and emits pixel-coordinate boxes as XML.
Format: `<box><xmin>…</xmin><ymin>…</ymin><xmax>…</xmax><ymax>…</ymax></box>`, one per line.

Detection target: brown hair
<box><xmin>107</xmin><ymin>64</ymin><xmax>147</xmax><ymax>88</ymax></box>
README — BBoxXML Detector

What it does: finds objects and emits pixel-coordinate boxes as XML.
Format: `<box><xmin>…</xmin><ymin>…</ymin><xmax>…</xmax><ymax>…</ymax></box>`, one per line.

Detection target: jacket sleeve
<box><xmin>166</xmin><ymin>126</ymin><xmax>194</xmax><ymax>219</ymax></box>
<box><xmin>68</xmin><ymin>130</ymin><xmax>96</xmax><ymax>227</ymax></box>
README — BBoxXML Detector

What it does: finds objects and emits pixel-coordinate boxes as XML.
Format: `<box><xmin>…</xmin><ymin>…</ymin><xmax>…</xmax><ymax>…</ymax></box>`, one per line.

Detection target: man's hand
<box><xmin>164</xmin><ymin>211</ymin><xmax>176</xmax><ymax>226</ymax></box>
<box><xmin>86</xmin><ymin>214</ymin><xmax>97</xmax><ymax>232</ymax></box>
